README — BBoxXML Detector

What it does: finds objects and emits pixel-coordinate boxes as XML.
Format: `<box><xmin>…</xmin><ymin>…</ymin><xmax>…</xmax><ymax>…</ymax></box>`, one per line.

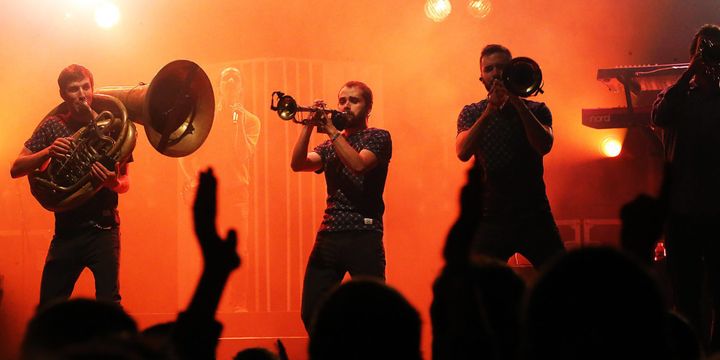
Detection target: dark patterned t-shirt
<box><xmin>312</xmin><ymin>127</ymin><xmax>392</xmax><ymax>233</ymax></box>
<box><xmin>457</xmin><ymin>99</ymin><xmax>552</xmax><ymax>216</ymax></box>
<box><xmin>25</xmin><ymin>114</ymin><xmax>127</xmax><ymax>233</ymax></box>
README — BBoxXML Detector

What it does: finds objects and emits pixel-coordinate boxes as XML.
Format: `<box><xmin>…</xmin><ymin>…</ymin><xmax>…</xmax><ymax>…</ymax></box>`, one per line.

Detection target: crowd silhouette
<box><xmin>11</xmin><ymin>162</ymin><xmax>715</xmax><ymax>360</ymax></box>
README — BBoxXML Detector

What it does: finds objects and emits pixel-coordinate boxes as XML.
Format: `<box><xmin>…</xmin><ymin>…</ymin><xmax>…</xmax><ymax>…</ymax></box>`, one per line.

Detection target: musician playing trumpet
<box><xmin>651</xmin><ymin>24</ymin><xmax>720</xmax><ymax>352</ymax></box>
<box><xmin>290</xmin><ymin>81</ymin><xmax>392</xmax><ymax>332</ymax></box>
<box><xmin>455</xmin><ymin>44</ymin><xmax>564</xmax><ymax>269</ymax></box>
<box><xmin>10</xmin><ymin>64</ymin><xmax>131</xmax><ymax>307</ymax></box>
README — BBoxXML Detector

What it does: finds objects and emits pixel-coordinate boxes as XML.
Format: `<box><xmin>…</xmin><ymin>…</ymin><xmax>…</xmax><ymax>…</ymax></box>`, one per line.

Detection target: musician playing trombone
<box><xmin>290</xmin><ymin>81</ymin><xmax>392</xmax><ymax>332</ymax></box>
<box><xmin>455</xmin><ymin>44</ymin><xmax>564</xmax><ymax>269</ymax></box>
<box><xmin>10</xmin><ymin>64</ymin><xmax>131</xmax><ymax>307</ymax></box>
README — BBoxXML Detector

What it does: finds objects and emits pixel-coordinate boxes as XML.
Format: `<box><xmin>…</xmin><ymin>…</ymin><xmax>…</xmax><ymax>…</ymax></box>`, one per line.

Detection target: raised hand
<box><xmin>193</xmin><ymin>168</ymin><xmax>241</xmax><ymax>274</ymax></box>
<box><xmin>444</xmin><ymin>165</ymin><xmax>485</xmax><ymax>265</ymax></box>
<box><xmin>171</xmin><ymin>169</ymin><xmax>242</xmax><ymax>360</ymax></box>
<box><xmin>276</xmin><ymin>339</ymin><xmax>289</xmax><ymax>360</ymax></box>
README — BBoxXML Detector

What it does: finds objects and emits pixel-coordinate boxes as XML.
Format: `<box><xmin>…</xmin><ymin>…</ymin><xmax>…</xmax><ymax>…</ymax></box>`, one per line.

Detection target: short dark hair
<box><xmin>690</xmin><ymin>24</ymin><xmax>720</xmax><ymax>56</ymax></box>
<box><xmin>480</xmin><ymin>44</ymin><xmax>512</xmax><ymax>61</ymax></box>
<box><xmin>340</xmin><ymin>80</ymin><xmax>373</xmax><ymax>113</ymax></box>
<box><xmin>57</xmin><ymin>64</ymin><xmax>94</xmax><ymax>93</ymax></box>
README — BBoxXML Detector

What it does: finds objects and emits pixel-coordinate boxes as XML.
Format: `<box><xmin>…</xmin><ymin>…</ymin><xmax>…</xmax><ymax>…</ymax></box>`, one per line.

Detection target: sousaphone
<box><xmin>29</xmin><ymin>60</ymin><xmax>215</xmax><ymax>212</ymax></box>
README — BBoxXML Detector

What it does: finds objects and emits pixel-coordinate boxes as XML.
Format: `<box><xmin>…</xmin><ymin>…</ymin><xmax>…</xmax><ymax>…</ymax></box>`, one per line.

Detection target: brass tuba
<box><xmin>29</xmin><ymin>60</ymin><xmax>215</xmax><ymax>212</ymax></box>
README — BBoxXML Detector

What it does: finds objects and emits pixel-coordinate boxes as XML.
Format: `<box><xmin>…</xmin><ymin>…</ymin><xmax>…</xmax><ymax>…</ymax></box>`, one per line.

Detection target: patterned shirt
<box><xmin>313</xmin><ymin>127</ymin><xmax>392</xmax><ymax>233</ymax></box>
<box><xmin>25</xmin><ymin>114</ymin><xmax>128</xmax><ymax>233</ymax></box>
<box><xmin>457</xmin><ymin>99</ymin><xmax>552</xmax><ymax>216</ymax></box>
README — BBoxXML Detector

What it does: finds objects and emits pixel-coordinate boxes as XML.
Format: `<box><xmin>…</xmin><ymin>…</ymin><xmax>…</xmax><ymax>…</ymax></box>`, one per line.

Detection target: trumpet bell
<box><xmin>270</xmin><ymin>91</ymin><xmax>350</xmax><ymax>130</ymax></box>
<box><xmin>503</xmin><ymin>57</ymin><xmax>544</xmax><ymax>97</ymax></box>
<box><xmin>276</xmin><ymin>95</ymin><xmax>298</xmax><ymax>120</ymax></box>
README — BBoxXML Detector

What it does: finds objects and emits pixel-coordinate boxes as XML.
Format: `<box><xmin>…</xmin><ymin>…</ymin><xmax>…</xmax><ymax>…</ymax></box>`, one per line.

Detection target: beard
<box><xmin>347</xmin><ymin>109</ymin><xmax>369</xmax><ymax>129</ymax></box>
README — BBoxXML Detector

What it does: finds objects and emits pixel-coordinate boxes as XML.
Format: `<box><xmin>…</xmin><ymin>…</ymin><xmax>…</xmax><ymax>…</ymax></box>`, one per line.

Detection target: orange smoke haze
<box><xmin>0</xmin><ymin>0</ymin><xmax>717</xmax><ymax>358</ymax></box>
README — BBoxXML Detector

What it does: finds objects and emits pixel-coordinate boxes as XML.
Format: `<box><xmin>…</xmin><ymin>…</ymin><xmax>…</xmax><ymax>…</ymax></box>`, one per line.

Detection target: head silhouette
<box><xmin>524</xmin><ymin>247</ymin><xmax>668</xmax><ymax>360</ymax></box>
<box><xmin>22</xmin><ymin>298</ymin><xmax>137</xmax><ymax>360</ymax></box>
<box><xmin>308</xmin><ymin>279</ymin><xmax>421</xmax><ymax>360</ymax></box>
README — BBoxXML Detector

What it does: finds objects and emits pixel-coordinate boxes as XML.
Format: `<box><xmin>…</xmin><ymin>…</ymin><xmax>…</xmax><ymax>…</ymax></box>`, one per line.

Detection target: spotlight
<box><xmin>601</xmin><ymin>137</ymin><xmax>622</xmax><ymax>157</ymax></box>
<box><xmin>425</xmin><ymin>0</ymin><xmax>452</xmax><ymax>22</ymax></box>
<box><xmin>467</xmin><ymin>0</ymin><xmax>492</xmax><ymax>19</ymax></box>
<box><xmin>94</xmin><ymin>1</ymin><xmax>120</xmax><ymax>29</ymax></box>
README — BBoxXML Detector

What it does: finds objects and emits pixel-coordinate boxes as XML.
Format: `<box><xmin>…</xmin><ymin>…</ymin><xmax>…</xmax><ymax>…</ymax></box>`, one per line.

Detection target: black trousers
<box><xmin>665</xmin><ymin>214</ymin><xmax>720</xmax><ymax>352</ymax></box>
<box><xmin>301</xmin><ymin>230</ymin><xmax>386</xmax><ymax>332</ymax></box>
<box><xmin>39</xmin><ymin>225</ymin><xmax>121</xmax><ymax>307</ymax></box>
<box><xmin>471</xmin><ymin>211</ymin><xmax>565</xmax><ymax>269</ymax></box>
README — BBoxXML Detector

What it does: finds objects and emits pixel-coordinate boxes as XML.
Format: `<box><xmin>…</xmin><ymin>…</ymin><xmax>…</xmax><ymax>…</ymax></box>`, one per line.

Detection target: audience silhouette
<box><xmin>21</xmin><ymin>168</ymin><xmax>241</xmax><ymax>360</ymax></box>
<box><xmin>21</xmin><ymin>298</ymin><xmax>138</xmax><ymax>360</ymax></box>
<box><xmin>14</xmin><ymin>163</ymin><xmax>715</xmax><ymax>360</ymax></box>
<box><xmin>523</xmin><ymin>247</ymin><xmax>670</xmax><ymax>360</ymax></box>
<box><xmin>432</xmin><ymin>166</ymin><xmax>526</xmax><ymax>360</ymax></box>
<box><xmin>308</xmin><ymin>278</ymin><xmax>421</xmax><ymax>360</ymax></box>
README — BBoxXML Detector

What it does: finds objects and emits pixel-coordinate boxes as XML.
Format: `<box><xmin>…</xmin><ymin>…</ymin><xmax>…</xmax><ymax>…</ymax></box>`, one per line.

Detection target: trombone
<box><xmin>502</xmin><ymin>57</ymin><xmax>544</xmax><ymax>97</ymax></box>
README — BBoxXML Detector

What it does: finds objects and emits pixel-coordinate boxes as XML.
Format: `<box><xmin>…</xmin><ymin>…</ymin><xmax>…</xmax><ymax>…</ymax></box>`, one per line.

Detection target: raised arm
<box><xmin>456</xmin><ymin>105</ymin><xmax>497</xmax><ymax>162</ymax></box>
<box><xmin>651</xmin><ymin>70</ymin><xmax>694</xmax><ymax>128</ymax></box>
<box><xmin>173</xmin><ymin>168</ymin><xmax>241</xmax><ymax>360</ymax></box>
<box><xmin>456</xmin><ymin>80</ymin><xmax>511</xmax><ymax>162</ymax></box>
<box><xmin>324</xmin><ymin>126</ymin><xmax>379</xmax><ymax>175</ymax></box>
<box><xmin>652</xmin><ymin>54</ymin><xmax>701</xmax><ymax>128</ymax></box>
<box><xmin>508</xmin><ymin>96</ymin><xmax>554</xmax><ymax>155</ymax></box>
<box><xmin>10</xmin><ymin>136</ymin><xmax>75</xmax><ymax>178</ymax></box>
<box><xmin>290</xmin><ymin>124</ymin><xmax>323</xmax><ymax>172</ymax></box>
<box><xmin>11</xmin><ymin>147</ymin><xmax>50</xmax><ymax>178</ymax></box>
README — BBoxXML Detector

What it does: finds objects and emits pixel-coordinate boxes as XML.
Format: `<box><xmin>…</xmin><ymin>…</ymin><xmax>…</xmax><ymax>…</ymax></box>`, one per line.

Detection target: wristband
<box><xmin>330</xmin><ymin>132</ymin><xmax>341</xmax><ymax>143</ymax></box>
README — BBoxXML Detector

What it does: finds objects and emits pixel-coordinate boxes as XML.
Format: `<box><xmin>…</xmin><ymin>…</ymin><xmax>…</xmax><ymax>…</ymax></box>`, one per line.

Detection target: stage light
<box><xmin>425</xmin><ymin>0</ymin><xmax>452</xmax><ymax>22</ymax></box>
<box><xmin>467</xmin><ymin>0</ymin><xmax>492</xmax><ymax>19</ymax></box>
<box><xmin>94</xmin><ymin>1</ymin><xmax>120</xmax><ymax>29</ymax></box>
<box><xmin>601</xmin><ymin>137</ymin><xmax>622</xmax><ymax>157</ymax></box>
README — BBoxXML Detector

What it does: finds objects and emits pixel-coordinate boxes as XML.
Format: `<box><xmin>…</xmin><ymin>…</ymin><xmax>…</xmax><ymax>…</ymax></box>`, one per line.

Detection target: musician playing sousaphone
<box><xmin>10</xmin><ymin>64</ymin><xmax>131</xmax><ymax>307</ymax></box>
<box><xmin>455</xmin><ymin>44</ymin><xmax>564</xmax><ymax>269</ymax></box>
<box><xmin>651</xmin><ymin>24</ymin><xmax>720</xmax><ymax>351</ymax></box>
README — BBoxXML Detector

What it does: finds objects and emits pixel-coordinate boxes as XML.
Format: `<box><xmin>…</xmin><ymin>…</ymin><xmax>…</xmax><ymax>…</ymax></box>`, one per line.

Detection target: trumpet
<box><xmin>270</xmin><ymin>91</ymin><xmax>351</xmax><ymax>130</ymax></box>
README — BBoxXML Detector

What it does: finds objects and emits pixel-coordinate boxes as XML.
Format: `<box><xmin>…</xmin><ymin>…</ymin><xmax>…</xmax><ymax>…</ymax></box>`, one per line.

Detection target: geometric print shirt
<box><xmin>457</xmin><ymin>99</ymin><xmax>552</xmax><ymax>216</ymax></box>
<box><xmin>312</xmin><ymin>127</ymin><xmax>392</xmax><ymax>233</ymax></box>
<box><xmin>25</xmin><ymin>114</ymin><xmax>126</xmax><ymax>232</ymax></box>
